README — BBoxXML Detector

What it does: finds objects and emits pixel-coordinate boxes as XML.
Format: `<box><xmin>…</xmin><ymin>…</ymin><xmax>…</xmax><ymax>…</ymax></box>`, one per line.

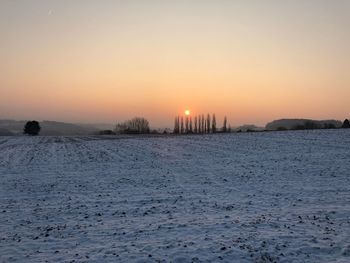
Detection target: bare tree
<box><xmin>116</xmin><ymin>117</ymin><xmax>150</xmax><ymax>134</ymax></box>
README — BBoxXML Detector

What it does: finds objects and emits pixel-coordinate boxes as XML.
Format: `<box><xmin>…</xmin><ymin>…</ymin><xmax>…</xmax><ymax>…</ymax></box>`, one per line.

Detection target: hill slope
<box><xmin>266</xmin><ymin>119</ymin><xmax>342</xmax><ymax>130</ymax></box>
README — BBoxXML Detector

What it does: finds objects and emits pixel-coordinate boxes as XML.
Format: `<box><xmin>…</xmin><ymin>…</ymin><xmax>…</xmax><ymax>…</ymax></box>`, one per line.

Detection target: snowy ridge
<box><xmin>0</xmin><ymin>130</ymin><xmax>350</xmax><ymax>262</ymax></box>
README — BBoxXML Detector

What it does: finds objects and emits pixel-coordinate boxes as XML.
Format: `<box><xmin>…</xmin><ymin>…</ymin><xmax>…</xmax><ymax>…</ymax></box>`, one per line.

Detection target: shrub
<box><xmin>342</xmin><ymin>119</ymin><xmax>350</xmax><ymax>128</ymax></box>
<box><xmin>98</xmin><ymin>130</ymin><xmax>116</xmax><ymax>135</ymax></box>
<box><xmin>24</xmin><ymin>121</ymin><xmax>41</xmax><ymax>136</ymax></box>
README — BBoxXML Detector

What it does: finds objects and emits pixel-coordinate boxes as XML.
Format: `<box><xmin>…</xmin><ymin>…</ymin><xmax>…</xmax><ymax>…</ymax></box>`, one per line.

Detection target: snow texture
<box><xmin>0</xmin><ymin>130</ymin><xmax>350</xmax><ymax>262</ymax></box>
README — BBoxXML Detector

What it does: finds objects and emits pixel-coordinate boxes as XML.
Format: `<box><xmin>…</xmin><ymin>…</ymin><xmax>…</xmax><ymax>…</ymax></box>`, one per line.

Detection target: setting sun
<box><xmin>185</xmin><ymin>110</ymin><xmax>191</xmax><ymax>116</ymax></box>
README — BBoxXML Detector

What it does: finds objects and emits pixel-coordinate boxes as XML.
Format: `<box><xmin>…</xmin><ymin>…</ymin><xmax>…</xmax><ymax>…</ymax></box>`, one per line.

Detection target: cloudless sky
<box><xmin>1</xmin><ymin>0</ymin><xmax>349</xmax><ymax>127</ymax></box>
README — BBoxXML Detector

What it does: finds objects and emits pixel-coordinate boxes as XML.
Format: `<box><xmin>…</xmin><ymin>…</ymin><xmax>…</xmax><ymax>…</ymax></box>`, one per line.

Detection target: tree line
<box><xmin>18</xmin><ymin>117</ymin><xmax>350</xmax><ymax>136</ymax></box>
<box><xmin>115</xmin><ymin>117</ymin><xmax>150</xmax><ymax>134</ymax></box>
<box><xmin>173</xmin><ymin>114</ymin><xmax>230</xmax><ymax>134</ymax></box>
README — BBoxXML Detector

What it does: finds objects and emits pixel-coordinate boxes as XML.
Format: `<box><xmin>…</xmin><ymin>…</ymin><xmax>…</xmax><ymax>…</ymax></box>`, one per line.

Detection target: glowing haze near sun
<box><xmin>1</xmin><ymin>0</ymin><xmax>349</xmax><ymax>127</ymax></box>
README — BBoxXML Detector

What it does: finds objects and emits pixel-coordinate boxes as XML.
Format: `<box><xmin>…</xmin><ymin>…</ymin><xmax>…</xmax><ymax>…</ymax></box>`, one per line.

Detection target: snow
<box><xmin>0</xmin><ymin>130</ymin><xmax>350</xmax><ymax>262</ymax></box>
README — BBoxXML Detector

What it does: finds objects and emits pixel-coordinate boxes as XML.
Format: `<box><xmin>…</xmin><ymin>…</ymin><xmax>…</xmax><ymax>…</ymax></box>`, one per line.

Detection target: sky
<box><xmin>1</xmin><ymin>0</ymin><xmax>349</xmax><ymax>127</ymax></box>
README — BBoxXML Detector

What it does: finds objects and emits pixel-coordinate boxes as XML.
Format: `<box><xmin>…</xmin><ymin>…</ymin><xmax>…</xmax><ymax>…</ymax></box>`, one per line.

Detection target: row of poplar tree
<box><xmin>173</xmin><ymin>114</ymin><xmax>230</xmax><ymax>134</ymax></box>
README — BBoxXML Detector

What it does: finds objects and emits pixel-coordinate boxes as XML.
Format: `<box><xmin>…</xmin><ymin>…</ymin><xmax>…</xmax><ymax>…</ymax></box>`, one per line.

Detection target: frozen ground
<box><xmin>0</xmin><ymin>130</ymin><xmax>350</xmax><ymax>263</ymax></box>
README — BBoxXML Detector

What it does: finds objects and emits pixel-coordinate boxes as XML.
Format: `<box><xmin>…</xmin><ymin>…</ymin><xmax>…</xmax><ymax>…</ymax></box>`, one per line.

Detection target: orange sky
<box><xmin>1</xmin><ymin>0</ymin><xmax>349</xmax><ymax>127</ymax></box>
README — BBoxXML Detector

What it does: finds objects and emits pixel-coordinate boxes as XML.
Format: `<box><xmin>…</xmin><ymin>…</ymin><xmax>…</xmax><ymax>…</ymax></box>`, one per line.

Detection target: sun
<box><xmin>185</xmin><ymin>110</ymin><xmax>190</xmax><ymax>116</ymax></box>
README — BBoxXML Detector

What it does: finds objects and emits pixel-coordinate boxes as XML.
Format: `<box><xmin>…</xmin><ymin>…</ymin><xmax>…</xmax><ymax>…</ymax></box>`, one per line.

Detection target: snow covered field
<box><xmin>0</xmin><ymin>130</ymin><xmax>350</xmax><ymax>263</ymax></box>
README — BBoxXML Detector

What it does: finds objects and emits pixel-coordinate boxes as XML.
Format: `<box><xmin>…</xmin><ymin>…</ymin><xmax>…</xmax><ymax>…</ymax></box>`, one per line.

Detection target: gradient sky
<box><xmin>1</xmin><ymin>0</ymin><xmax>349</xmax><ymax>127</ymax></box>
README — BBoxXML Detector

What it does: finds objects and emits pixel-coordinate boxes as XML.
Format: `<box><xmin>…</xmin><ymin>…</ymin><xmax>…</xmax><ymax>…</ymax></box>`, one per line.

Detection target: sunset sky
<box><xmin>1</xmin><ymin>0</ymin><xmax>349</xmax><ymax>127</ymax></box>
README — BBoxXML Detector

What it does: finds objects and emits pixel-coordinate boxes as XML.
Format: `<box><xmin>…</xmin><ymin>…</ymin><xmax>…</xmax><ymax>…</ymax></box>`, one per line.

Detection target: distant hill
<box><xmin>266</xmin><ymin>119</ymin><xmax>342</xmax><ymax>131</ymax></box>
<box><xmin>39</xmin><ymin>121</ymin><xmax>99</xmax><ymax>135</ymax></box>
<box><xmin>0</xmin><ymin>128</ymin><xmax>14</xmax><ymax>136</ymax></box>
<box><xmin>0</xmin><ymin>120</ymin><xmax>26</xmax><ymax>135</ymax></box>
<box><xmin>78</xmin><ymin>123</ymin><xmax>115</xmax><ymax>131</ymax></box>
<box><xmin>234</xmin><ymin>125</ymin><xmax>264</xmax><ymax>132</ymax></box>
<box><xmin>0</xmin><ymin>120</ymin><xmax>100</xmax><ymax>136</ymax></box>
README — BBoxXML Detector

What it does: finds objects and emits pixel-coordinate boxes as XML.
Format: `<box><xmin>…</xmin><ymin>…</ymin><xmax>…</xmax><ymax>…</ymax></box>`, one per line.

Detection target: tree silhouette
<box><xmin>173</xmin><ymin>116</ymin><xmax>180</xmax><ymax>134</ymax></box>
<box><xmin>116</xmin><ymin>117</ymin><xmax>150</xmax><ymax>134</ymax></box>
<box><xmin>174</xmin><ymin>113</ymin><xmax>229</xmax><ymax>135</ymax></box>
<box><xmin>185</xmin><ymin>116</ymin><xmax>189</xmax><ymax>133</ymax></box>
<box><xmin>199</xmin><ymin>115</ymin><xmax>202</xmax><ymax>133</ymax></box>
<box><xmin>24</xmin><ymin>121</ymin><xmax>41</xmax><ymax>136</ymax></box>
<box><xmin>206</xmin><ymin>114</ymin><xmax>211</xmax><ymax>133</ymax></box>
<box><xmin>212</xmin><ymin>114</ymin><xmax>216</xmax><ymax>133</ymax></box>
<box><xmin>222</xmin><ymin>116</ymin><xmax>227</xmax><ymax>132</ymax></box>
<box><xmin>342</xmin><ymin>119</ymin><xmax>350</xmax><ymax>128</ymax></box>
<box><xmin>201</xmin><ymin>114</ymin><xmax>205</xmax><ymax>133</ymax></box>
<box><xmin>180</xmin><ymin>117</ymin><xmax>184</xmax><ymax>134</ymax></box>
<box><xmin>177</xmin><ymin>116</ymin><xmax>180</xmax><ymax>133</ymax></box>
<box><xmin>189</xmin><ymin>117</ymin><xmax>193</xmax><ymax>133</ymax></box>
<box><xmin>194</xmin><ymin>116</ymin><xmax>198</xmax><ymax>133</ymax></box>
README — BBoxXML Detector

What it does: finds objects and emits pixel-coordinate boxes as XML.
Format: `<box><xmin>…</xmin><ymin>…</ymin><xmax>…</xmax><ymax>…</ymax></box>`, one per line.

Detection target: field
<box><xmin>1</xmin><ymin>130</ymin><xmax>350</xmax><ymax>262</ymax></box>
